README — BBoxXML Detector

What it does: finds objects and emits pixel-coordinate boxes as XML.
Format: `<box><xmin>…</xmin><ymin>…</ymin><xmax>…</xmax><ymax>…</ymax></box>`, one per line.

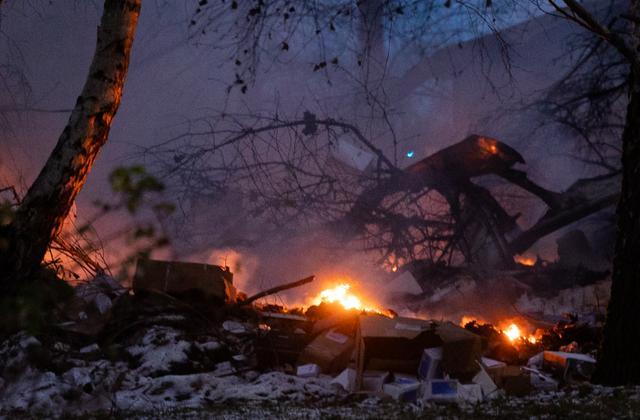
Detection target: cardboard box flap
<box><xmin>312</xmin><ymin>312</ymin><xmax>359</xmax><ymax>336</ymax></box>
<box><xmin>133</xmin><ymin>258</ymin><xmax>235</xmax><ymax>302</ymax></box>
<box><xmin>358</xmin><ymin>315</ymin><xmax>435</xmax><ymax>339</ymax></box>
<box><xmin>435</xmin><ymin>321</ymin><xmax>479</xmax><ymax>342</ymax></box>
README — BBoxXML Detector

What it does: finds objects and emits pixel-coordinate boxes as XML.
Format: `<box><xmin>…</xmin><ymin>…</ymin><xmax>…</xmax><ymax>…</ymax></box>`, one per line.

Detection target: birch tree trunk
<box><xmin>0</xmin><ymin>0</ymin><xmax>141</xmax><ymax>287</ymax></box>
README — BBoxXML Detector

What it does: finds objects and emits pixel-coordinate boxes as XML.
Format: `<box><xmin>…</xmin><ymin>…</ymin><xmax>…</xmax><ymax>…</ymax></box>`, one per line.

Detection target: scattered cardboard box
<box><xmin>298</xmin><ymin>328</ymin><xmax>355</xmax><ymax>374</ymax></box>
<box><xmin>394</xmin><ymin>373</ymin><xmax>420</xmax><ymax>383</ymax></box>
<box><xmin>361</xmin><ymin>370</ymin><xmax>391</xmax><ymax>392</ymax></box>
<box><xmin>497</xmin><ymin>366</ymin><xmax>532</xmax><ymax>396</ymax></box>
<box><xmin>354</xmin><ymin>315</ymin><xmax>481</xmax><ymax>390</ymax></box>
<box><xmin>296</xmin><ymin>363</ymin><xmax>321</xmax><ymax>378</ymax></box>
<box><xmin>133</xmin><ymin>259</ymin><xmax>236</xmax><ymax>302</ymax></box>
<box><xmin>481</xmin><ymin>356</ymin><xmax>507</xmax><ymax>386</ymax></box>
<box><xmin>527</xmin><ymin>352</ymin><xmax>544</xmax><ymax>369</ymax></box>
<box><xmin>418</xmin><ymin>347</ymin><xmax>443</xmax><ymax>380</ymax></box>
<box><xmin>436</xmin><ymin>322</ymin><xmax>483</xmax><ymax>379</ymax></box>
<box><xmin>383</xmin><ymin>375</ymin><xmax>421</xmax><ymax>402</ymax></box>
<box><xmin>331</xmin><ymin>367</ymin><xmax>356</xmax><ymax>392</ymax></box>
<box><xmin>472</xmin><ymin>363</ymin><xmax>498</xmax><ymax>398</ymax></box>
<box><xmin>355</xmin><ymin>315</ymin><xmax>438</xmax><ymax>390</ymax></box>
<box><xmin>330</xmin><ymin>368</ymin><xmax>390</xmax><ymax>393</ymax></box>
<box><xmin>543</xmin><ymin>351</ymin><xmax>596</xmax><ymax>382</ymax></box>
<box><xmin>423</xmin><ymin>379</ymin><xmax>460</xmax><ymax>402</ymax></box>
<box><xmin>481</xmin><ymin>357</ymin><xmax>507</xmax><ymax>370</ymax></box>
<box><xmin>524</xmin><ymin>367</ymin><xmax>559</xmax><ymax>391</ymax></box>
<box><xmin>311</xmin><ymin>312</ymin><xmax>359</xmax><ymax>335</ymax></box>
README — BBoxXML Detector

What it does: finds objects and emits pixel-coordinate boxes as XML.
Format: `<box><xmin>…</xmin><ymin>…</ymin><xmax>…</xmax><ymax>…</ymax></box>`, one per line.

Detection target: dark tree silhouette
<box><xmin>546</xmin><ymin>0</ymin><xmax>640</xmax><ymax>385</ymax></box>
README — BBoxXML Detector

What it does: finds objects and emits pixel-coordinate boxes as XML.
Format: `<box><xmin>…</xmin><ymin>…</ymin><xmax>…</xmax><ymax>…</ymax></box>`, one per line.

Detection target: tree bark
<box><xmin>593</xmin><ymin>15</ymin><xmax>640</xmax><ymax>385</ymax></box>
<box><xmin>0</xmin><ymin>0</ymin><xmax>141</xmax><ymax>287</ymax></box>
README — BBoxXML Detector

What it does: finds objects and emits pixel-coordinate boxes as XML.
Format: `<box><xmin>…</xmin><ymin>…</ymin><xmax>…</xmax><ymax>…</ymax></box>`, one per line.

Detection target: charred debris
<box><xmin>0</xmin><ymin>256</ymin><xmax>604</xmax><ymax>411</ymax></box>
<box><xmin>0</xmin><ymin>135</ymin><xmax>614</xmax><ymax>411</ymax></box>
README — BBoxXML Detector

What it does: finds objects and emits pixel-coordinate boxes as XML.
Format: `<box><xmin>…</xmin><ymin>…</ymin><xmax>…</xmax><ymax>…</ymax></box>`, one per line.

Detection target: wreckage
<box><xmin>344</xmin><ymin>134</ymin><xmax>619</xmax><ymax>269</ymax></box>
<box><xmin>0</xmin><ymin>131</ymin><xmax>617</xmax><ymax>414</ymax></box>
<box><xmin>0</xmin><ymin>257</ymin><xmax>604</xmax><ymax>415</ymax></box>
<box><xmin>330</xmin><ymin>133</ymin><xmax>617</xmax><ymax>328</ymax></box>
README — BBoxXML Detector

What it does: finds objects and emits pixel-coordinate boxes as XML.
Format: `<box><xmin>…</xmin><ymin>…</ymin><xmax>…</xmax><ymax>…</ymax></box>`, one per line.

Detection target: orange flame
<box><xmin>461</xmin><ymin>316</ymin><xmax>539</xmax><ymax>345</ymax></box>
<box><xmin>312</xmin><ymin>283</ymin><xmax>388</xmax><ymax>315</ymax></box>
<box><xmin>461</xmin><ymin>315</ymin><xmax>488</xmax><ymax>326</ymax></box>
<box><xmin>503</xmin><ymin>323</ymin><xmax>521</xmax><ymax>341</ymax></box>
<box><xmin>502</xmin><ymin>322</ymin><xmax>538</xmax><ymax>344</ymax></box>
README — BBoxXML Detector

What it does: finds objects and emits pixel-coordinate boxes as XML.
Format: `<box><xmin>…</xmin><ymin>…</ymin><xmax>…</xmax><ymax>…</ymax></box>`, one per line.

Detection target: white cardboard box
<box><xmin>418</xmin><ymin>347</ymin><xmax>443</xmax><ymax>380</ymax></box>
<box><xmin>423</xmin><ymin>379</ymin><xmax>460</xmax><ymax>402</ymax></box>
<box><xmin>473</xmin><ymin>362</ymin><xmax>498</xmax><ymax>397</ymax></box>
<box><xmin>297</xmin><ymin>363</ymin><xmax>321</xmax><ymax>378</ymax></box>
<box><xmin>383</xmin><ymin>379</ymin><xmax>421</xmax><ymax>402</ymax></box>
<box><xmin>482</xmin><ymin>357</ymin><xmax>507</xmax><ymax>370</ymax></box>
<box><xmin>524</xmin><ymin>367</ymin><xmax>559</xmax><ymax>391</ymax></box>
<box><xmin>361</xmin><ymin>370</ymin><xmax>390</xmax><ymax>392</ymax></box>
<box><xmin>330</xmin><ymin>367</ymin><xmax>356</xmax><ymax>392</ymax></box>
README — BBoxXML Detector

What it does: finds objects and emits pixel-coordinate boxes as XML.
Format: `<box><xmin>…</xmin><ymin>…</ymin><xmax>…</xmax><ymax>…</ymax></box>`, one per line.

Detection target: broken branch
<box><xmin>237</xmin><ymin>275</ymin><xmax>315</xmax><ymax>306</ymax></box>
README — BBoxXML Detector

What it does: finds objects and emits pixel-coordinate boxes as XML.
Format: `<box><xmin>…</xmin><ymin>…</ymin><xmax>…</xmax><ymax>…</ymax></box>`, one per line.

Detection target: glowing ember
<box><xmin>313</xmin><ymin>283</ymin><xmax>386</xmax><ymax>314</ymax></box>
<box><xmin>514</xmin><ymin>254</ymin><xmax>536</xmax><ymax>266</ymax></box>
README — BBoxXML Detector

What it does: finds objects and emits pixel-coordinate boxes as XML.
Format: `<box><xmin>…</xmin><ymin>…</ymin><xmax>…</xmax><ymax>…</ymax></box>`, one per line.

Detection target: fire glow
<box><xmin>312</xmin><ymin>283</ymin><xmax>386</xmax><ymax>314</ymax></box>
<box><xmin>514</xmin><ymin>254</ymin><xmax>536</xmax><ymax>266</ymax></box>
<box><xmin>462</xmin><ymin>316</ymin><xmax>538</xmax><ymax>345</ymax></box>
<box><xmin>501</xmin><ymin>323</ymin><xmax>536</xmax><ymax>343</ymax></box>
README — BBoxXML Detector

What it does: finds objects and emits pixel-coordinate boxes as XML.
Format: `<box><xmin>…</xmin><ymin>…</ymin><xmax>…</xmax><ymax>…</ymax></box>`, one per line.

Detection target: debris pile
<box><xmin>0</xmin><ymin>259</ymin><xmax>606</xmax><ymax>416</ymax></box>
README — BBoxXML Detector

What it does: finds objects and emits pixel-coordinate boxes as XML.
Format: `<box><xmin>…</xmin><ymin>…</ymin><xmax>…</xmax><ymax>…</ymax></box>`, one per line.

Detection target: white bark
<box><xmin>9</xmin><ymin>0</ymin><xmax>141</xmax><ymax>272</ymax></box>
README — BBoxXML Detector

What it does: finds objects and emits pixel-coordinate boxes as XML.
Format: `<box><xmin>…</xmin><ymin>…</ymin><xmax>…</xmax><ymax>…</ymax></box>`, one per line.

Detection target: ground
<box><xmin>4</xmin><ymin>386</ymin><xmax>640</xmax><ymax>419</ymax></box>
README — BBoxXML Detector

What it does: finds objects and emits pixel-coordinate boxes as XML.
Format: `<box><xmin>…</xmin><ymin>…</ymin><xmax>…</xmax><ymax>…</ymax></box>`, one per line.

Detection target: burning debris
<box><xmin>310</xmin><ymin>283</ymin><xmax>394</xmax><ymax>316</ymax></box>
<box><xmin>0</xmin><ymin>257</ymin><xmax>611</xmax><ymax>417</ymax></box>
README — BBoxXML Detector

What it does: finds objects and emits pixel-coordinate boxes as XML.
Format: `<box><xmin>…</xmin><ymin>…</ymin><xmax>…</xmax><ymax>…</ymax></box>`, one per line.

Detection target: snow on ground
<box><xmin>115</xmin><ymin>371</ymin><xmax>339</xmax><ymax>412</ymax></box>
<box><xmin>126</xmin><ymin>325</ymin><xmax>194</xmax><ymax>376</ymax></box>
<box><xmin>2</xmin><ymin>326</ymin><xmax>640</xmax><ymax>418</ymax></box>
<box><xmin>0</xmin><ymin>328</ymin><xmax>344</xmax><ymax>418</ymax></box>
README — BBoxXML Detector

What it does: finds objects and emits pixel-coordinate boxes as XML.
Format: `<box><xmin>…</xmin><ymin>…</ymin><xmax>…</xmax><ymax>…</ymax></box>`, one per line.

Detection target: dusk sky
<box><xmin>0</xmin><ymin>1</ymin><xmax>616</xmax><ymax>279</ymax></box>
